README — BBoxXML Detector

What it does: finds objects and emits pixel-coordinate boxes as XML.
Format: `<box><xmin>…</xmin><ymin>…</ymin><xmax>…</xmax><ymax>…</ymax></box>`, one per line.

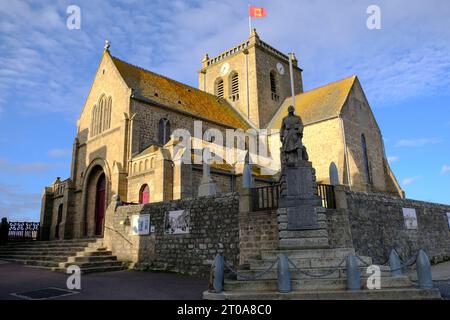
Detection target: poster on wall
<box><xmin>165</xmin><ymin>210</ymin><xmax>190</xmax><ymax>234</ymax></box>
<box><xmin>447</xmin><ymin>212</ymin><xmax>450</xmax><ymax>229</ymax></box>
<box><xmin>131</xmin><ymin>214</ymin><xmax>151</xmax><ymax>235</ymax></box>
<box><xmin>402</xmin><ymin>208</ymin><xmax>418</xmax><ymax>230</ymax></box>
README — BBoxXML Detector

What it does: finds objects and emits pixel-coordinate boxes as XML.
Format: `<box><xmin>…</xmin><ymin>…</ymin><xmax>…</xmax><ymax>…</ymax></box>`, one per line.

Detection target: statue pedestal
<box><xmin>279</xmin><ymin>160</ymin><xmax>321</xmax><ymax>230</ymax></box>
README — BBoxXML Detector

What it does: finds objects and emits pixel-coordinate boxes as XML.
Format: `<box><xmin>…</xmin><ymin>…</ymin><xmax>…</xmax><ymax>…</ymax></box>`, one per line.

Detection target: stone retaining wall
<box><xmin>104</xmin><ymin>193</ymin><xmax>240</xmax><ymax>277</ymax></box>
<box><xmin>345</xmin><ymin>191</ymin><xmax>450</xmax><ymax>264</ymax></box>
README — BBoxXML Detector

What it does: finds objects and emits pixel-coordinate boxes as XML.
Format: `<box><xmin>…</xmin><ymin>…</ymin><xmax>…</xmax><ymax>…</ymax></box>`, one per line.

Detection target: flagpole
<box><xmin>288</xmin><ymin>53</ymin><xmax>296</xmax><ymax>107</ymax></box>
<box><xmin>248</xmin><ymin>2</ymin><xmax>252</xmax><ymax>35</ymax></box>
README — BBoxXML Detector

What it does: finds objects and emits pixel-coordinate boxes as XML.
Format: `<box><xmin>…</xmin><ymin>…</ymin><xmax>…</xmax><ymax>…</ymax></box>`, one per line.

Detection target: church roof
<box><xmin>268</xmin><ymin>75</ymin><xmax>357</xmax><ymax>129</ymax></box>
<box><xmin>110</xmin><ymin>55</ymin><xmax>251</xmax><ymax>129</ymax></box>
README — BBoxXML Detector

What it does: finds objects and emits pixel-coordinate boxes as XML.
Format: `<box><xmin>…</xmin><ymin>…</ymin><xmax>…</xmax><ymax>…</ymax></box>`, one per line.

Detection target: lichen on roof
<box><xmin>111</xmin><ymin>55</ymin><xmax>250</xmax><ymax>130</ymax></box>
<box><xmin>269</xmin><ymin>75</ymin><xmax>356</xmax><ymax>129</ymax></box>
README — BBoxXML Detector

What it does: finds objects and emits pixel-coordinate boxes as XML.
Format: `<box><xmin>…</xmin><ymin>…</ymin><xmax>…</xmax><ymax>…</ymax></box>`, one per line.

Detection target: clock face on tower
<box><xmin>276</xmin><ymin>62</ymin><xmax>285</xmax><ymax>75</ymax></box>
<box><xmin>220</xmin><ymin>63</ymin><xmax>230</xmax><ymax>76</ymax></box>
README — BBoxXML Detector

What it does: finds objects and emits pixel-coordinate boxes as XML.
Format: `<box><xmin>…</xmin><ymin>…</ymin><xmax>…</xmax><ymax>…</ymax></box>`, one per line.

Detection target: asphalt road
<box><xmin>0</xmin><ymin>262</ymin><xmax>208</xmax><ymax>300</ymax></box>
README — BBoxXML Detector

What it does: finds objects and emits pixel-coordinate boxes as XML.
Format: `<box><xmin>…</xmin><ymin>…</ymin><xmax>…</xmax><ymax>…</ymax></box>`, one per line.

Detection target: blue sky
<box><xmin>0</xmin><ymin>0</ymin><xmax>449</xmax><ymax>221</ymax></box>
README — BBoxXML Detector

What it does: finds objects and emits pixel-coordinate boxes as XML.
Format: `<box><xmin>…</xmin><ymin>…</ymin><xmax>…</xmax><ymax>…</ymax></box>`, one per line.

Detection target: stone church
<box><xmin>39</xmin><ymin>30</ymin><xmax>403</xmax><ymax>241</ymax></box>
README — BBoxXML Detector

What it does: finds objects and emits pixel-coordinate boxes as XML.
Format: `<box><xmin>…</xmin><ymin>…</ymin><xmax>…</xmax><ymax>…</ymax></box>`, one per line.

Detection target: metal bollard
<box><xmin>346</xmin><ymin>254</ymin><xmax>361</xmax><ymax>291</ymax></box>
<box><xmin>416</xmin><ymin>250</ymin><xmax>433</xmax><ymax>289</ymax></box>
<box><xmin>277</xmin><ymin>254</ymin><xmax>291</xmax><ymax>293</ymax></box>
<box><xmin>389</xmin><ymin>249</ymin><xmax>403</xmax><ymax>276</ymax></box>
<box><xmin>211</xmin><ymin>253</ymin><xmax>224</xmax><ymax>293</ymax></box>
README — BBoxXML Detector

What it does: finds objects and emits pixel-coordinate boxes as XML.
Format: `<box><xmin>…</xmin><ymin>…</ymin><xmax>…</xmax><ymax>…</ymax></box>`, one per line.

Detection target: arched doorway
<box><xmin>139</xmin><ymin>184</ymin><xmax>150</xmax><ymax>204</ymax></box>
<box><xmin>94</xmin><ymin>173</ymin><xmax>106</xmax><ymax>236</ymax></box>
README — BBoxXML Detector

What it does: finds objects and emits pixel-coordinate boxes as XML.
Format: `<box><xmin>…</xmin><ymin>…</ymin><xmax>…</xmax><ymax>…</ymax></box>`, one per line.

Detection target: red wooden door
<box><xmin>95</xmin><ymin>174</ymin><xmax>106</xmax><ymax>236</ymax></box>
<box><xmin>140</xmin><ymin>185</ymin><xmax>150</xmax><ymax>204</ymax></box>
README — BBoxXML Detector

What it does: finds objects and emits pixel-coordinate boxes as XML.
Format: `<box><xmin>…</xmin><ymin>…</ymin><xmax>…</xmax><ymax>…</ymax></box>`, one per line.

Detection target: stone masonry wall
<box><xmin>104</xmin><ymin>193</ymin><xmax>240</xmax><ymax>277</ymax></box>
<box><xmin>345</xmin><ymin>191</ymin><xmax>450</xmax><ymax>264</ymax></box>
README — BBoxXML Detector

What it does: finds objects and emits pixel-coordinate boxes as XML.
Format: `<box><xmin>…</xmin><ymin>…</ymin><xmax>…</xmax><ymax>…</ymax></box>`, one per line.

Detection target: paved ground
<box><xmin>0</xmin><ymin>262</ymin><xmax>208</xmax><ymax>300</ymax></box>
<box><xmin>1</xmin><ymin>260</ymin><xmax>449</xmax><ymax>300</ymax></box>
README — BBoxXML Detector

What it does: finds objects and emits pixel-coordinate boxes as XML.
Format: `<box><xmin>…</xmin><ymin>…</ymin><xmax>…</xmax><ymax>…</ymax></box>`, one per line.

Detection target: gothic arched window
<box><xmin>215</xmin><ymin>78</ymin><xmax>224</xmax><ymax>99</ymax></box>
<box><xmin>361</xmin><ymin>134</ymin><xmax>371</xmax><ymax>184</ymax></box>
<box><xmin>90</xmin><ymin>95</ymin><xmax>112</xmax><ymax>137</ymax></box>
<box><xmin>158</xmin><ymin>118</ymin><xmax>171</xmax><ymax>145</ymax></box>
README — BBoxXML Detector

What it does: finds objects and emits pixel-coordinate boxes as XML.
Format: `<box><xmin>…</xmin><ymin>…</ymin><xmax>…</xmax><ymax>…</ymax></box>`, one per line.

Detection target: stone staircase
<box><xmin>204</xmin><ymin>211</ymin><xmax>442</xmax><ymax>300</ymax></box>
<box><xmin>0</xmin><ymin>238</ymin><xmax>124</xmax><ymax>274</ymax></box>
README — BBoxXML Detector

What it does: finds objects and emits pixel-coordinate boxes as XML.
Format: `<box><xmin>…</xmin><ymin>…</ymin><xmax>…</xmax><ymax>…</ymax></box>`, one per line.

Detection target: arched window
<box><xmin>90</xmin><ymin>95</ymin><xmax>112</xmax><ymax>137</ymax></box>
<box><xmin>361</xmin><ymin>134</ymin><xmax>371</xmax><ymax>184</ymax></box>
<box><xmin>270</xmin><ymin>71</ymin><xmax>279</xmax><ymax>101</ymax></box>
<box><xmin>158</xmin><ymin>118</ymin><xmax>170</xmax><ymax>145</ymax></box>
<box><xmin>55</xmin><ymin>204</ymin><xmax>63</xmax><ymax>239</ymax></box>
<box><xmin>230</xmin><ymin>72</ymin><xmax>239</xmax><ymax>101</ymax></box>
<box><xmin>139</xmin><ymin>184</ymin><xmax>150</xmax><ymax>204</ymax></box>
<box><xmin>215</xmin><ymin>78</ymin><xmax>224</xmax><ymax>99</ymax></box>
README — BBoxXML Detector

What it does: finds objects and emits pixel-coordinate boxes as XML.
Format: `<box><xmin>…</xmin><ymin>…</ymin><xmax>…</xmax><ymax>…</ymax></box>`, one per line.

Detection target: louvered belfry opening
<box><xmin>216</xmin><ymin>79</ymin><xmax>224</xmax><ymax>98</ymax></box>
<box><xmin>230</xmin><ymin>72</ymin><xmax>239</xmax><ymax>101</ymax></box>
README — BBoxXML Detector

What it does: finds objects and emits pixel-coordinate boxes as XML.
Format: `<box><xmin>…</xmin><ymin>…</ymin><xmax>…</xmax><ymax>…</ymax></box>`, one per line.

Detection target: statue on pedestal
<box><xmin>280</xmin><ymin>106</ymin><xmax>308</xmax><ymax>167</ymax></box>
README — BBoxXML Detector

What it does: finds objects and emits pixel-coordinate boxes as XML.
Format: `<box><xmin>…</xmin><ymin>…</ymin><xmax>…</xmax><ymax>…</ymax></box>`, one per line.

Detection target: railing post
<box><xmin>277</xmin><ymin>254</ymin><xmax>291</xmax><ymax>293</ymax></box>
<box><xmin>416</xmin><ymin>250</ymin><xmax>433</xmax><ymax>289</ymax></box>
<box><xmin>389</xmin><ymin>249</ymin><xmax>403</xmax><ymax>276</ymax></box>
<box><xmin>346</xmin><ymin>254</ymin><xmax>361</xmax><ymax>291</ymax></box>
<box><xmin>210</xmin><ymin>253</ymin><xmax>225</xmax><ymax>293</ymax></box>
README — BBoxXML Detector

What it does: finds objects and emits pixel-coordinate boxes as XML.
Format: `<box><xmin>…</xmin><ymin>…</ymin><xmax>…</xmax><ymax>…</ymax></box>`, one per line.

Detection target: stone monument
<box><xmin>278</xmin><ymin>106</ymin><xmax>321</xmax><ymax>230</ymax></box>
<box><xmin>198</xmin><ymin>148</ymin><xmax>218</xmax><ymax>197</ymax></box>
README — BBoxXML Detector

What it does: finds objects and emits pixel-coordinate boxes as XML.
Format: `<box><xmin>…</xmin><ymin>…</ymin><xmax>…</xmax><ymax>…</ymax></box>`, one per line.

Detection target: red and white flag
<box><xmin>249</xmin><ymin>6</ymin><xmax>267</xmax><ymax>18</ymax></box>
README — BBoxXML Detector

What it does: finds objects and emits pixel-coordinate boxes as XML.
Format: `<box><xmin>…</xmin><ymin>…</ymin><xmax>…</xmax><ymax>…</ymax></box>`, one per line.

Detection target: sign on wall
<box><xmin>131</xmin><ymin>214</ymin><xmax>151</xmax><ymax>235</ymax></box>
<box><xmin>165</xmin><ymin>210</ymin><xmax>190</xmax><ymax>235</ymax></box>
<box><xmin>402</xmin><ymin>208</ymin><xmax>418</xmax><ymax>230</ymax></box>
<box><xmin>447</xmin><ymin>212</ymin><xmax>450</xmax><ymax>229</ymax></box>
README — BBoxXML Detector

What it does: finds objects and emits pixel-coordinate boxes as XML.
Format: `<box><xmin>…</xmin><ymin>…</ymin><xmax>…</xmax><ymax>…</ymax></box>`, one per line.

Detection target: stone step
<box><xmin>203</xmin><ymin>288</ymin><xmax>442</xmax><ymax>300</ymax></box>
<box><xmin>0</xmin><ymin>248</ymin><xmax>83</xmax><ymax>255</ymax></box>
<box><xmin>278</xmin><ymin>213</ymin><xmax>327</xmax><ymax>223</ymax></box>
<box><xmin>0</xmin><ymin>245</ymin><xmax>86</xmax><ymax>252</ymax></box>
<box><xmin>61</xmin><ymin>265</ymin><xmax>124</xmax><ymax>274</ymax></box>
<box><xmin>247</xmin><ymin>256</ymin><xmax>373</xmax><ymax>270</ymax></box>
<box><xmin>278</xmin><ymin>229</ymin><xmax>328</xmax><ymax>239</ymax></box>
<box><xmin>59</xmin><ymin>260</ymin><xmax>122</xmax><ymax>269</ymax></box>
<box><xmin>75</xmin><ymin>250</ymin><xmax>113</xmax><ymax>257</ymax></box>
<box><xmin>278</xmin><ymin>237</ymin><xmax>329</xmax><ymax>249</ymax></box>
<box><xmin>67</xmin><ymin>255</ymin><xmax>117</xmax><ymax>263</ymax></box>
<box><xmin>2</xmin><ymin>239</ymin><xmax>100</xmax><ymax>247</ymax></box>
<box><xmin>278</xmin><ymin>221</ymin><xmax>327</xmax><ymax>230</ymax></box>
<box><xmin>236</xmin><ymin>266</ymin><xmax>391</xmax><ymax>280</ymax></box>
<box><xmin>261</xmin><ymin>248</ymin><xmax>355</xmax><ymax>260</ymax></box>
<box><xmin>0</xmin><ymin>254</ymin><xmax>70</xmax><ymax>262</ymax></box>
<box><xmin>0</xmin><ymin>258</ymin><xmax>60</xmax><ymax>268</ymax></box>
<box><xmin>223</xmin><ymin>276</ymin><xmax>412</xmax><ymax>292</ymax></box>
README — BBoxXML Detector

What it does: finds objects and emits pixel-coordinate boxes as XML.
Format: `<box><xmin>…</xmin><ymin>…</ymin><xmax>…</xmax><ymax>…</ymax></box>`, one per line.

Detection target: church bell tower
<box><xmin>198</xmin><ymin>29</ymin><xmax>303</xmax><ymax>128</ymax></box>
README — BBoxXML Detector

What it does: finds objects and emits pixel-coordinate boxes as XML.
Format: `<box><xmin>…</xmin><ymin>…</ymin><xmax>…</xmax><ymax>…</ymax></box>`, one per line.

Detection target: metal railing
<box><xmin>7</xmin><ymin>222</ymin><xmax>40</xmax><ymax>241</ymax></box>
<box><xmin>251</xmin><ymin>185</ymin><xmax>280</xmax><ymax>212</ymax></box>
<box><xmin>250</xmin><ymin>183</ymin><xmax>337</xmax><ymax>212</ymax></box>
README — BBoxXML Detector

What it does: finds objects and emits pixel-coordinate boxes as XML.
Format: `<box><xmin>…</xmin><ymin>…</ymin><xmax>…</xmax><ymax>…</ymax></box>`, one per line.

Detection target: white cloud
<box><xmin>0</xmin><ymin>157</ymin><xmax>68</xmax><ymax>174</ymax></box>
<box><xmin>387</xmin><ymin>156</ymin><xmax>399</xmax><ymax>163</ymax></box>
<box><xmin>49</xmin><ymin>148</ymin><xmax>71</xmax><ymax>158</ymax></box>
<box><xmin>0</xmin><ymin>183</ymin><xmax>41</xmax><ymax>221</ymax></box>
<box><xmin>442</xmin><ymin>165</ymin><xmax>450</xmax><ymax>174</ymax></box>
<box><xmin>395</xmin><ymin>138</ymin><xmax>442</xmax><ymax>147</ymax></box>
<box><xmin>402</xmin><ymin>176</ymin><xmax>421</xmax><ymax>186</ymax></box>
<box><xmin>1</xmin><ymin>0</ymin><xmax>450</xmax><ymax>118</ymax></box>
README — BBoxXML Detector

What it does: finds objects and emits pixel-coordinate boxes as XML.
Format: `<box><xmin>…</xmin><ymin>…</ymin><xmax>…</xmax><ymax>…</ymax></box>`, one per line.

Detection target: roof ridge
<box><xmin>300</xmin><ymin>75</ymin><xmax>356</xmax><ymax>96</ymax></box>
<box><xmin>111</xmin><ymin>55</ymin><xmax>219</xmax><ymax>99</ymax></box>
